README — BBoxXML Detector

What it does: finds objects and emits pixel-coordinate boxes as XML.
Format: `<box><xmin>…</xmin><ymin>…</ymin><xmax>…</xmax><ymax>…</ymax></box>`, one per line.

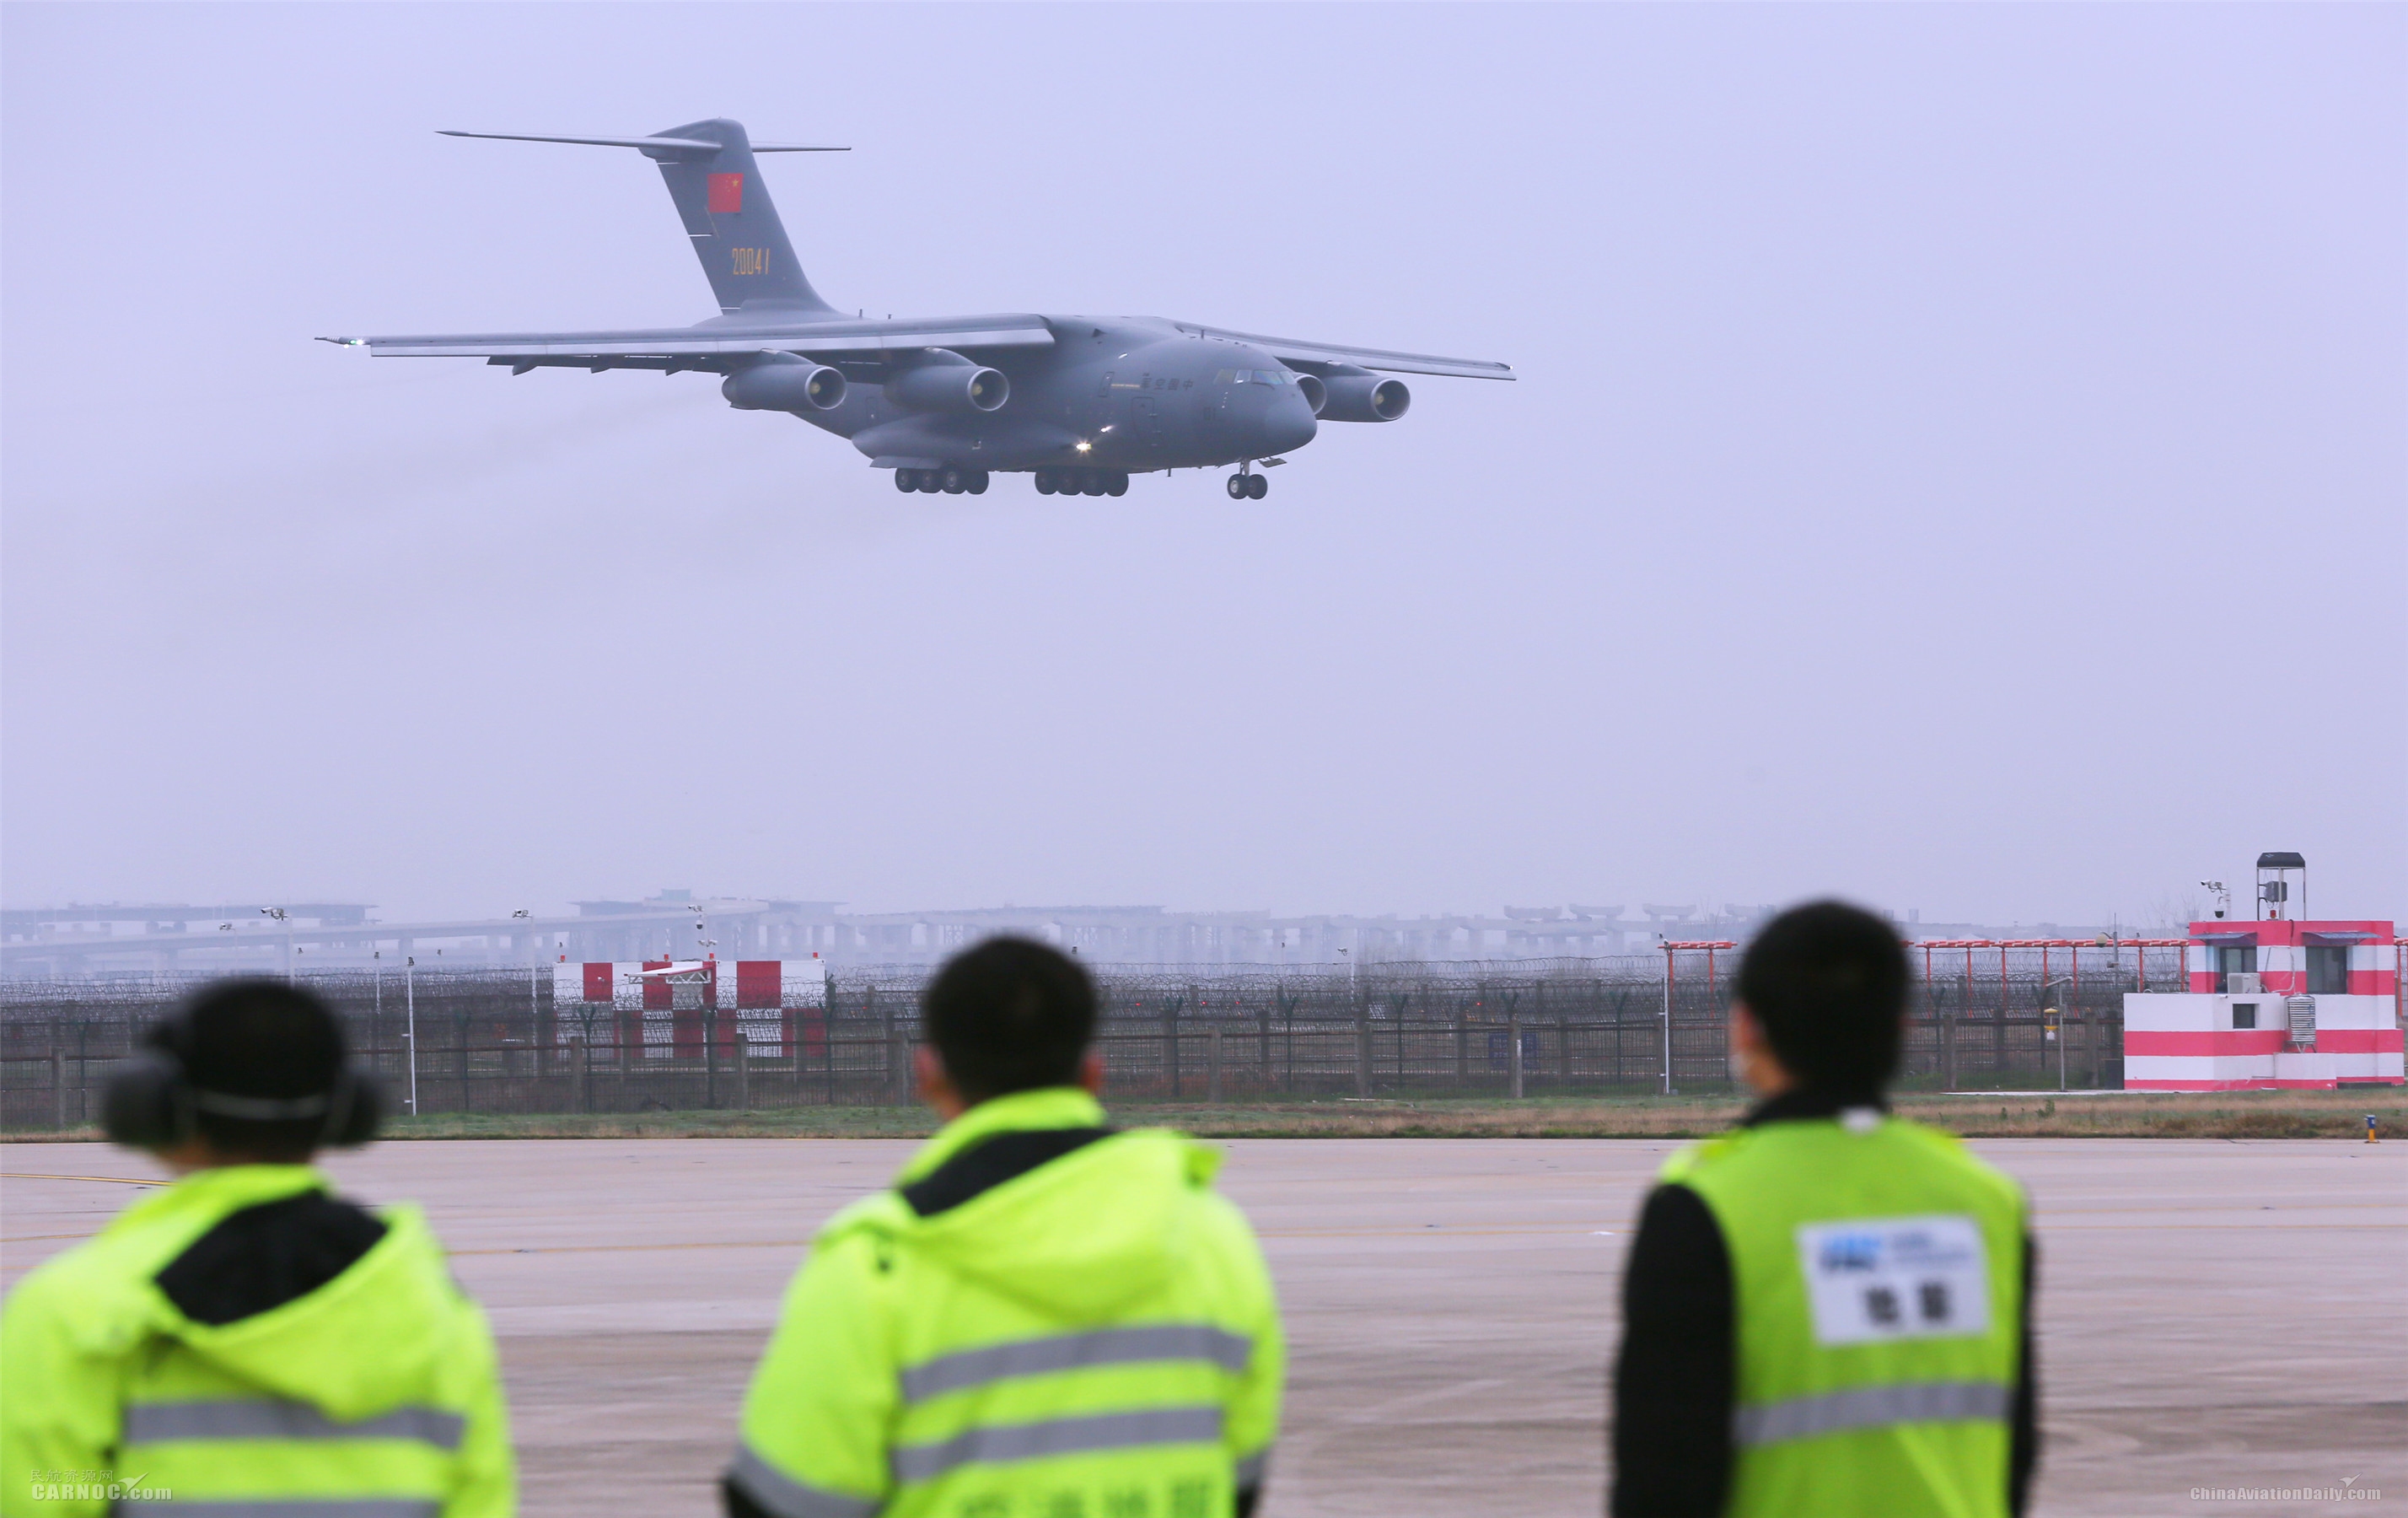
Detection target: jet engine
<box><xmin>1294</xmin><ymin>374</ymin><xmax>1328</xmax><ymax>416</ymax></box>
<box><xmin>1316</xmin><ymin>374</ymin><xmax>1411</xmax><ymax>423</ymax></box>
<box><xmin>887</xmin><ymin>362</ymin><xmax>1010</xmax><ymax>414</ymax></box>
<box><xmin>722</xmin><ymin>358</ymin><xmax>847</xmax><ymax>412</ymax></box>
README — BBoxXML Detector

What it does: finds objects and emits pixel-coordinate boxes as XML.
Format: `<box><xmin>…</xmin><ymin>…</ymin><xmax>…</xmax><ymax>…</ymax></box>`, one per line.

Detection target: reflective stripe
<box><xmin>116</xmin><ymin>1503</ymin><xmax>439</xmax><ymax>1518</ymax></box>
<box><xmin>124</xmin><ymin>1402</ymin><xmax>465</xmax><ymax>1451</ymax></box>
<box><xmin>725</xmin><ymin>1445</ymin><xmax>882</xmax><ymax>1518</ymax></box>
<box><xmin>892</xmin><ymin>1406</ymin><xmax>1224</xmax><ymax>1483</ymax></box>
<box><xmin>1234</xmin><ymin>1447</ymin><xmax>1271</xmax><ymax>1489</ymax></box>
<box><xmin>1733</xmin><ymin>1381</ymin><xmax>2013</xmax><ymax>1446</ymax></box>
<box><xmin>899</xmin><ymin>1325</ymin><xmax>1254</xmax><ymax>1404</ymax></box>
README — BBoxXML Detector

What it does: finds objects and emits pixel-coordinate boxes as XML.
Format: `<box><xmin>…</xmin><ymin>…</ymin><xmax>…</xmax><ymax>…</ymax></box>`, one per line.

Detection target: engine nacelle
<box><xmin>1294</xmin><ymin>373</ymin><xmax>1328</xmax><ymax>416</ymax></box>
<box><xmin>1316</xmin><ymin>374</ymin><xmax>1410</xmax><ymax>423</ymax></box>
<box><xmin>722</xmin><ymin>359</ymin><xmax>847</xmax><ymax>412</ymax></box>
<box><xmin>887</xmin><ymin>363</ymin><xmax>1009</xmax><ymax>414</ymax></box>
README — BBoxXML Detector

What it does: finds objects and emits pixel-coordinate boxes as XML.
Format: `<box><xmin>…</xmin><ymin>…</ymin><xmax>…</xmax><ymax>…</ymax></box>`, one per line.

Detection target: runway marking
<box><xmin>24</xmin><ymin>1220</ymin><xmax>2377</xmax><ymax>1257</ymax></box>
<box><xmin>2034</xmin><ymin>1203</ymin><xmax>2403</xmax><ymax>1219</ymax></box>
<box><xmin>2034</xmin><ymin>1223</ymin><xmax>2398</xmax><ymax>1231</ymax></box>
<box><xmin>417</xmin><ymin>1218</ymin><xmax>2408</xmax><ymax>1259</ymax></box>
<box><xmin>449</xmin><ymin>1239</ymin><xmax>808</xmax><ymax>1257</ymax></box>
<box><xmin>1</xmin><ymin>1233</ymin><xmax>98</xmax><ymax>1244</ymax></box>
<box><xmin>1345</xmin><ymin>1378</ymin><xmax>1508</xmax><ymax>1423</ymax></box>
<box><xmin>1</xmin><ymin>1172</ymin><xmax>159</xmax><ymax>1186</ymax></box>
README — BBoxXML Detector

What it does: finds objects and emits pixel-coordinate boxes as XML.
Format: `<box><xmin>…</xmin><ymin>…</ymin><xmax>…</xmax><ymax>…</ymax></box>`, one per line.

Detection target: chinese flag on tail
<box><xmin>707</xmin><ymin>172</ymin><xmax>744</xmax><ymax>214</ymax></box>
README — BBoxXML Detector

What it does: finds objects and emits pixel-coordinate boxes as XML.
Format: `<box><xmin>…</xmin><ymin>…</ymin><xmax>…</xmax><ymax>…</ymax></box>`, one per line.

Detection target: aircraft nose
<box><xmin>1260</xmin><ymin>394</ymin><xmax>1317</xmax><ymax>455</ymax></box>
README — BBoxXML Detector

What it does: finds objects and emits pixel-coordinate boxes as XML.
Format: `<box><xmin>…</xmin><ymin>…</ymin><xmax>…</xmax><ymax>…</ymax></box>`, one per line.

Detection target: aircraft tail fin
<box><xmin>439</xmin><ymin>119</ymin><xmax>843</xmax><ymax>315</ymax></box>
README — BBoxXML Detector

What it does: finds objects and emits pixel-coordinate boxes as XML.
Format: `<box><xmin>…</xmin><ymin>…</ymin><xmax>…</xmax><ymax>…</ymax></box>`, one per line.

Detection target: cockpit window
<box><xmin>1215</xmin><ymin>369</ymin><xmax>1293</xmax><ymax>385</ymax></box>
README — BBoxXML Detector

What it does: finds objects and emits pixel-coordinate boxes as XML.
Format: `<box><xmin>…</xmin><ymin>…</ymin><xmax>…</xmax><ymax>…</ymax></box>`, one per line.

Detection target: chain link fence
<box><xmin>2</xmin><ymin>946</ymin><xmax>2181</xmax><ymax>1129</ymax></box>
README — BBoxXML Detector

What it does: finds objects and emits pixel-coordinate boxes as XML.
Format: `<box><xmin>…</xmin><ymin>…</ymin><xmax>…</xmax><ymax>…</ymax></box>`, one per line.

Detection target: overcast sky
<box><xmin>3</xmin><ymin>3</ymin><xmax>2400</xmax><ymax>928</ymax></box>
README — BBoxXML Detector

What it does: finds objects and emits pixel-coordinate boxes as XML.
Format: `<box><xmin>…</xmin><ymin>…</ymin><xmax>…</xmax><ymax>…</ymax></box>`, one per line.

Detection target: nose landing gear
<box><xmin>1225</xmin><ymin>466</ymin><xmax>1268</xmax><ymax>499</ymax></box>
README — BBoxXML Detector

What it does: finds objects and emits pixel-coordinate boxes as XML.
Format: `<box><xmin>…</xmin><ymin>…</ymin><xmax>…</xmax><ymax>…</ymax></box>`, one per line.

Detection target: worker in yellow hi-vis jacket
<box><xmin>2</xmin><ymin>978</ymin><xmax>513</xmax><ymax>1518</ymax></box>
<box><xmin>725</xmin><ymin>938</ymin><xmax>1283</xmax><ymax>1518</ymax></box>
<box><xmin>1611</xmin><ymin>902</ymin><xmax>2038</xmax><ymax>1518</ymax></box>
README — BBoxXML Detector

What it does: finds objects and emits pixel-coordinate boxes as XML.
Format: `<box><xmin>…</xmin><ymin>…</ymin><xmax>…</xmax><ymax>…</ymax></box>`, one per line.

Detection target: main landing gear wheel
<box><xmin>940</xmin><ymin>466</ymin><xmax>966</xmax><ymax>494</ymax></box>
<box><xmin>1039</xmin><ymin>467</ymin><xmax>1131</xmax><ymax>497</ymax></box>
<box><xmin>966</xmin><ymin>471</ymin><xmax>989</xmax><ymax>495</ymax></box>
<box><xmin>895</xmin><ymin>467</ymin><xmax>920</xmax><ymax>493</ymax></box>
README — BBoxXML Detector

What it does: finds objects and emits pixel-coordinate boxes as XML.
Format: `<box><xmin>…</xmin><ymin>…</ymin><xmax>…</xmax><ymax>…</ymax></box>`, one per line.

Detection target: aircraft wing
<box><xmin>321</xmin><ymin>314</ymin><xmax>1056</xmax><ymax>370</ymax></box>
<box><xmin>1182</xmin><ymin>326</ymin><xmax>1514</xmax><ymax>380</ymax></box>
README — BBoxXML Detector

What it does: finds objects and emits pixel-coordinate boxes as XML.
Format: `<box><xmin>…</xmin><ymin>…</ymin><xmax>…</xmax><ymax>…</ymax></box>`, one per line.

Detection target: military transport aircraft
<box><xmin>325</xmin><ymin>119</ymin><xmax>1512</xmax><ymax>498</ymax></box>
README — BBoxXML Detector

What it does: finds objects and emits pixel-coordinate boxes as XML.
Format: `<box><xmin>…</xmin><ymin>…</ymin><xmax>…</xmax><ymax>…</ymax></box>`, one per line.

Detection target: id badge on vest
<box><xmin>1795</xmin><ymin>1215</ymin><xmax>1990</xmax><ymax>1346</ymax></box>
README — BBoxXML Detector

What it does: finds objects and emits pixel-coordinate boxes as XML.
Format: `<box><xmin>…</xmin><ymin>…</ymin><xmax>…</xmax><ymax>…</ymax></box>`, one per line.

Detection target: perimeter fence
<box><xmin>2</xmin><ymin>945</ymin><xmax>2183</xmax><ymax>1129</ymax></box>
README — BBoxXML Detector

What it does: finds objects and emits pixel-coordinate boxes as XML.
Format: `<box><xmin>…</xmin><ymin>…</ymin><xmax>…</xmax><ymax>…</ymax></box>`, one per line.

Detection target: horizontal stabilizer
<box><xmin>438</xmin><ymin>130</ymin><xmax>847</xmax><ymax>157</ymax></box>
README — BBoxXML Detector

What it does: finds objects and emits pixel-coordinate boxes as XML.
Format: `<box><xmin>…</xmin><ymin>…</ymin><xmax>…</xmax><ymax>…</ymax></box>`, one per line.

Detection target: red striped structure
<box><xmin>550</xmin><ymin>958</ymin><xmax>827</xmax><ymax>1059</ymax></box>
<box><xmin>2125</xmin><ymin>918</ymin><xmax>2401</xmax><ymax>1090</ymax></box>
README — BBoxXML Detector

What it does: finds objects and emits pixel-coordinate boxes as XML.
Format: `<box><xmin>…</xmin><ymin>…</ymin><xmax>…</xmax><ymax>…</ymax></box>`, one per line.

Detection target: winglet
<box><xmin>315</xmin><ymin>336</ymin><xmax>367</xmax><ymax>347</ymax></box>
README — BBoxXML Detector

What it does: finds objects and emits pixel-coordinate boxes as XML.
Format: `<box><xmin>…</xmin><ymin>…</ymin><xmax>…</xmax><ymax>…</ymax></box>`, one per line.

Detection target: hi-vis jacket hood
<box><xmin>820</xmin><ymin>1088</ymin><xmax>1221</xmax><ymax>1320</ymax></box>
<box><xmin>25</xmin><ymin>1165</ymin><xmax>476</xmax><ymax>1421</ymax></box>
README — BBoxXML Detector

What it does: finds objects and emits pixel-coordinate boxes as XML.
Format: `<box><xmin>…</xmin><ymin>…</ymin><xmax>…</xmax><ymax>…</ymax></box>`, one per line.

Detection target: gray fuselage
<box><xmin>799</xmin><ymin>318</ymin><xmax>1319</xmax><ymax>474</ymax></box>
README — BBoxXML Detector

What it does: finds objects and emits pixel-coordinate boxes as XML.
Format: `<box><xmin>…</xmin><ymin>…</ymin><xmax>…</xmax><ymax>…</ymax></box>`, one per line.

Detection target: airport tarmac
<box><xmin>4</xmin><ymin>1137</ymin><xmax>2401</xmax><ymax>1516</ymax></box>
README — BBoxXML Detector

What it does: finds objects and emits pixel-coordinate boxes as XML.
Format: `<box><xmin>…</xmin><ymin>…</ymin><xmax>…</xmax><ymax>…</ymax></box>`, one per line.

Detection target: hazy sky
<box><xmin>3</xmin><ymin>3</ymin><xmax>2401</xmax><ymax>927</ymax></box>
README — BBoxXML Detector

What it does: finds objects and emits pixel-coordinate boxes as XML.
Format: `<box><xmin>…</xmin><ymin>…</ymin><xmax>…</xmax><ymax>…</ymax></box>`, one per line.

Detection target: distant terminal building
<box><xmin>5</xmin><ymin>888</ymin><xmax>2172</xmax><ymax>979</ymax></box>
<box><xmin>8</xmin><ymin>893</ymin><xmax>1757</xmax><ymax>976</ymax></box>
<box><xmin>2122</xmin><ymin>854</ymin><xmax>2404</xmax><ymax>1090</ymax></box>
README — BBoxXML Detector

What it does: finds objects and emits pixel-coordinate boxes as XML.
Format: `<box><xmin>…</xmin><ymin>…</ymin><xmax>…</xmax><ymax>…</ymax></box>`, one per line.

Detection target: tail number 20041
<box><xmin>732</xmin><ymin>248</ymin><xmax>771</xmax><ymax>276</ymax></box>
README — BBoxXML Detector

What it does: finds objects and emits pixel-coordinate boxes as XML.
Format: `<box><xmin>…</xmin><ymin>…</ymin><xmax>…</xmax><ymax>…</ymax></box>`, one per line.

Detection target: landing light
<box><xmin>1075</xmin><ymin>441</ymin><xmax>1092</xmax><ymax>453</ymax></box>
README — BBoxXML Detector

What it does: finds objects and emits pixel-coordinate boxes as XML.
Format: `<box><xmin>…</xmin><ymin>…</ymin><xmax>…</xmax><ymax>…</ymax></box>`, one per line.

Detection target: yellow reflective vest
<box><xmin>729</xmin><ymin>1088</ymin><xmax>1283</xmax><ymax>1518</ymax></box>
<box><xmin>2</xmin><ymin>1164</ymin><xmax>513</xmax><ymax>1518</ymax></box>
<box><xmin>1663</xmin><ymin>1114</ymin><xmax>2026</xmax><ymax>1518</ymax></box>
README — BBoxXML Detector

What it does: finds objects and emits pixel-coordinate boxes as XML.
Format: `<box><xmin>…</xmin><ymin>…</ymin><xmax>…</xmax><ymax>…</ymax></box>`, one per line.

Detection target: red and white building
<box><xmin>551</xmin><ymin>957</ymin><xmax>828</xmax><ymax>1059</ymax></box>
<box><xmin>2123</xmin><ymin>905</ymin><xmax>2401</xmax><ymax>1090</ymax></box>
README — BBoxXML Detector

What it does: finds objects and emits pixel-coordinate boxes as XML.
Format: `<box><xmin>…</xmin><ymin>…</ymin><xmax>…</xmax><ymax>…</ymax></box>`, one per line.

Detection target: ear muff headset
<box><xmin>101</xmin><ymin>1005</ymin><xmax>384</xmax><ymax>1151</ymax></box>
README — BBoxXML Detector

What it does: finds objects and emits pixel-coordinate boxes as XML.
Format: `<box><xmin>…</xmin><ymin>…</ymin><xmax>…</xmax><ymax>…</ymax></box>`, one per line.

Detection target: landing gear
<box><xmin>1037</xmin><ymin>467</ymin><xmax>1128</xmax><ymax>497</ymax></box>
<box><xmin>1227</xmin><ymin>469</ymin><xmax>1267</xmax><ymax>499</ymax></box>
<box><xmin>896</xmin><ymin>466</ymin><xmax>988</xmax><ymax>494</ymax></box>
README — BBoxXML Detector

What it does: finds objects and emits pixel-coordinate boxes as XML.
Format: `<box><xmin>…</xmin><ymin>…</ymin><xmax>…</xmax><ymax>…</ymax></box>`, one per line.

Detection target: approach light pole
<box><xmin>1658</xmin><ymin>936</ymin><xmax>1672</xmax><ymax>1096</ymax></box>
<box><xmin>404</xmin><ymin>954</ymin><xmax>419</xmax><ymax>1116</ymax></box>
<box><xmin>2040</xmin><ymin>977</ymin><xmax>2073</xmax><ymax>1091</ymax></box>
